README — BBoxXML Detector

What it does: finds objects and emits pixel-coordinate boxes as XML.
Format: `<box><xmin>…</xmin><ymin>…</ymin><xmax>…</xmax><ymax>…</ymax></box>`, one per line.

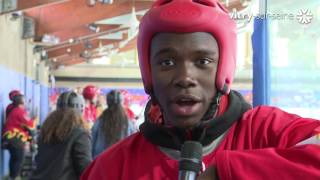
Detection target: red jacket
<box><xmin>81</xmin><ymin>106</ymin><xmax>320</xmax><ymax>180</ymax></box>
<box><xmin>84</xmin><ymin>103</ymin><xmax>97</xmax><ymax>124</ymax></box>
<box><xmin>125</xmin><ymin>107</ymin><xmax>135</xmax><ymax>121</ymax></box>
<box><xmin>2</xmin><ymin>106</ymin><xmax>35</xmax><ymax>142</ymax></box>
<box><xmin>5</xmin><ymin>103</ymin><xmax>14</xmax><ymax>118</ymax></box>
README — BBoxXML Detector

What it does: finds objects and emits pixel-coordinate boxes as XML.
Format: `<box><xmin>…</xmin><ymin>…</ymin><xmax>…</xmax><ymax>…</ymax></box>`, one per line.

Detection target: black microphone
<box><xmin>179</xmin><ymin>141</ymin><xmax>203</xmax><ymax>180</ymax></box>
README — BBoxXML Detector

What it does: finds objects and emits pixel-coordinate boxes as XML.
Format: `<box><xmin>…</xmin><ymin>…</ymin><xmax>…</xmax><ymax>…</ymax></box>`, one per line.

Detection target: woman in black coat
<box><xmin>30</xmin><ymin>91</ymin><xmax>92</xmax><ymax>180</ymax></box>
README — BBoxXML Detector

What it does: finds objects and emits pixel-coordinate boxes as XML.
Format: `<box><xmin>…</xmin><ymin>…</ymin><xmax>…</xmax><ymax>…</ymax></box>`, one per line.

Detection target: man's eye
<box><xmin>196</xmin><ymin>58</ymin><xmax>212</xmax><ymax>65</ymax></box>
<box><xmin>160</xmin><ymin>59</ymin><xmax>175</xmax><ymax>66</ymax></box>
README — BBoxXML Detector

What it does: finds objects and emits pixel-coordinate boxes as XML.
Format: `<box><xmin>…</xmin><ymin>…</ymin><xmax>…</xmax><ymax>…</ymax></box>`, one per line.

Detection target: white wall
<box><xmin>0</xmin><ymin>14</ymin><xmax>49</xmax><ymax>85</ymax></box>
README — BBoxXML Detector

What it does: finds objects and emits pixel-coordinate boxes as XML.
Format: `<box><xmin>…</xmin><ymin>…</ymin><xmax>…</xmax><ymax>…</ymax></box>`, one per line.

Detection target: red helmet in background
<box><xmin>82</xmin><ymin>85</ymin><xmax>97</xmax><ymax>100</ymax></box>
<box><xmin>9</xmin><ymin>90</ymin><xmax>22</xmax><ymax>101</ymax></box>
<box><xmin>137</xmin><ymin>0</ymin><xmax>237</xmax><ymax>94</ymax></box>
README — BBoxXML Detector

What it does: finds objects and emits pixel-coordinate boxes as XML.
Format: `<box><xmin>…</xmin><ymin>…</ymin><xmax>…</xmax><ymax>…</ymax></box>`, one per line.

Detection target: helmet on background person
<box><xmin>9</xmin><ymin>90</ymin><xmax>22</xmax><ymax>101</ymax></box>
<box><xmin>137</xmin><ymin>0</ymin><xmax>237</xmax><ymax>95</ymax></box>
<box><xmin>57</xmin><ymin>91</ymin><xmax>85</xmax><ymax>114</ymax></box>
<box><xmin>9</xmin><ymin>90</ymin><xmax>25</xmax><ymax>106</ymax></box>
<box><xmin>106</xmin><ymin>90</ymin><xmax>123</xmax><ymax>107</ymax></box>
<box><xmin>82</xmin><ymin>85</ymin><xmax>98</xmax><ymax>102</ymax></box>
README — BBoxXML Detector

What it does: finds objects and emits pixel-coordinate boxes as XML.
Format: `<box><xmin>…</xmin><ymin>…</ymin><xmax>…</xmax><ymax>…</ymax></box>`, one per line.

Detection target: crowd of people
<box><xmin>1</xmin><ymin>0</ymin><xmax>320</xmax><ymax>180</ymax></box>
<box><xmin>2</xmin><ymin>87</ymin><xmax>137</xmax><ymax>180</ymax></box>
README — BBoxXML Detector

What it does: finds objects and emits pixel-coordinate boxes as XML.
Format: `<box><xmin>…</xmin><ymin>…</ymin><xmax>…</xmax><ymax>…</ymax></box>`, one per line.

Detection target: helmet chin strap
<box><xmin>221</xmin><ymin>83</ymin><xmax>229</xmax><ymax>95</ymax></box>
<box><xmin>198</xmin><ymin>90</ymin><xmax>222</xmax><ymax>124</ymax></box>
<box><xmin>195</xmin><ymin>88</ymin><xmax>225</xmax><ymax>142</ymax></box>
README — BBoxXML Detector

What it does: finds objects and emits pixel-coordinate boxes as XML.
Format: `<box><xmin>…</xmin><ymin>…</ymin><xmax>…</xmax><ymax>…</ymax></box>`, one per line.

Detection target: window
<box><xmin>268</xmin><ymin>0</ymin><xmax>320</xmax><ymax>118</ymax></box>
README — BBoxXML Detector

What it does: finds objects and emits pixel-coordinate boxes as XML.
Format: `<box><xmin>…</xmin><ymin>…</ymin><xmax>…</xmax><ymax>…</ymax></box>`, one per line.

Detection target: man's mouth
<box><xmin>170</xmin><ymin>95</ymin><xmax>202</xmax><ymax>116</ymax></box>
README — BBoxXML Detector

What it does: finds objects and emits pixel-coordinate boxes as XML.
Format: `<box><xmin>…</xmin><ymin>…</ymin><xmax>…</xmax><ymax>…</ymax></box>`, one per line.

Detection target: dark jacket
<box><xmin>30</xmin><ymin>127</ymin><xmax>92</xmax><ymax>180</ymax></box>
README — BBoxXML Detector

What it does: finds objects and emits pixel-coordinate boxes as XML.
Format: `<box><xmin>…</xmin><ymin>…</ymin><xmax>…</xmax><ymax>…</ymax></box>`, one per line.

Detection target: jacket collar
<box><xmin>139</xmin><ymin>90</ymin><xmax>251</xmax><ymax>150</ymax></box>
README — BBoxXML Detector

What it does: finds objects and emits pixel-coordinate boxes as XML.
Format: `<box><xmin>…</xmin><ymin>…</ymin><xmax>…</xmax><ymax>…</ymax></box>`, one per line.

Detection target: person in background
<box><xmin>2</xmin><ymin>91</ymin><xmax>36</xmax><ymax>180</ymax></box>
<box><xmin>30</xmin><ymin>91</ymin><xmax>92</xmax><ymax>180</ymax></box>
<box><xmin>91</xmin><ymin>90</ymin><xmax>136</xmax><ymax>158</ymax></box>
<box><xmin>121</xmin><ymin>90</ymin><xmax>139</xmax><ymax>129</ymax></box>
<box><xmin>81</xmin><ymin>0</ymin><xmax>320</xmax><ymax>179</ymax></box>
<box><xmin>95</xmin><ymin>94</ymin><xmax>105</xmax><ymax>118</ymax></box>
<box><xmin>5</xmin><ymin>90</ymin><xmax>22</xmax><ymax>119</ymax></box>
<box><xmin>82</xmin><ymin>85</ymin><xmax>98</xmax><ymax>127</ymax></box>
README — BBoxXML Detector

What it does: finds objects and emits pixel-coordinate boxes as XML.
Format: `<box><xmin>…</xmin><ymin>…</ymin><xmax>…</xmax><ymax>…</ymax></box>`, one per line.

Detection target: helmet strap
<box><xmin>221</xmin><ymin>83</ymin><xmax>228</xmax><ymax>94</ymax></box>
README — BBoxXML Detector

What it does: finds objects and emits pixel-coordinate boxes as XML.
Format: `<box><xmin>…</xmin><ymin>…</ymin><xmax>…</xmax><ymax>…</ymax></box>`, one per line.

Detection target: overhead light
<box><xmin>40</xmin><ymin>50</ymin><xmax>48</xmax><ymax>60</ymax></box>
<box><xmin>80</xmin><ymin>50</ymin><xmax>91</xmax><ymax>59</ymax></box>
<box><xmin>66</xmin><ymin>48</ymin><xmax>71</xmax><ymax>53</ymax></box>
<box><xmin>68</xmin><ymin>38</ymin><xmax>75</xmax><ymax>44</ymax></box>
<box><xmin>99</xmin><ymin>0</ymin><xmax>113</xmax><ymax>4</ymax></box>
<box><xmin>88</xmin><ymin>23</ymin><xmax>100</xmax><ymax>33</ymax></box>
<box><xmin>33</xmin><ymin>45</ymin><xmax>44</xmax><ymax>53</ymax></box>
<box><xmin>84</xmin><ymin>40</ymin><xmax>93</xmax><ymax>49</ymax></box>
<box><xmin>88</xmin><ymin>0</ymin><xmax>112</xmax><ymax>7</ymax></box>
<box><xmin>41</xmin><ymin>34</ymin><xmax>60</xmax><ymax>45</ymax></box>
<box><xmin>41</xmin><ymin>50</ymin><xmax>46</xmax><ymax>56</ymax></box>
<box><xmin>87</xmin><ymin>0</ymin><xmax>96</xmax><ymax>6</ymax></box>
<box><xmin>10</xmin><ymin>11</ymin><xmax>23</xmax><ymax>21</ymax></box>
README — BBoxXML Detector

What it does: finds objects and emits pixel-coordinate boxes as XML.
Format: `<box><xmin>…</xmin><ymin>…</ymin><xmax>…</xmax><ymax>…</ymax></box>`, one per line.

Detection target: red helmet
<box><xmin>82</xmin><ymin>85</ymin><xmax>97</xmax><ymax>100</ymax></box>
<box><xmin>9</xmin><ymin>90</ymin><xmax>22</xmax><ymax>101</ymax></box>
<box><xmin>138</xmin><ymin>0</ymin><xmax>237</xmax><ymax>94</ymax></box>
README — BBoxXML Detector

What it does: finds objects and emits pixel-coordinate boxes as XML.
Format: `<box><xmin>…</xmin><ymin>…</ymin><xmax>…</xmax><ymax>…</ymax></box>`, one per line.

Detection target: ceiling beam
<box><xmin>54</xmin><ymin>54</ymin><xmax>79</xmax><ymax>63</ymax></box>
<box><xmin>44</xmin><ymin>26</ymin><xmax>128</xmax><ymax>51</ymax></box>
<box><xmin>48</xmin><ymin>39</ymin><xmax>120</xmax><ymax>59</ymax></box>
<box><xmin>54</xmin><ymin>57</ymin><xmax>85</xmax><ymax>67</ymax></box>
<box><xmin>118</xmin><ymin>36</ymin><xmax>137</xmax><ymax>53</ymax></box>
<box><xmin>51</xmin><ymin>24</ymin><xmax>121</xmax><ymax>43</ymax></box>
<box><xmin>25</xmin><ymin>0</ymin><xmax>153</xmax><ymax>37</ymax></box>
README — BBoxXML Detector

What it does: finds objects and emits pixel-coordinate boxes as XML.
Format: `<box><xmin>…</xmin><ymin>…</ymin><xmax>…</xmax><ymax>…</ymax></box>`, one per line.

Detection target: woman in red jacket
<box><xmin>2</xmin><ymin>92</ymin><xmax>36</xmax><ymax>180</ymax></box>
<box><xmin>81</xmin><ymin>1</ymin><xmax>320</xmax><ymax>179</ymax></box>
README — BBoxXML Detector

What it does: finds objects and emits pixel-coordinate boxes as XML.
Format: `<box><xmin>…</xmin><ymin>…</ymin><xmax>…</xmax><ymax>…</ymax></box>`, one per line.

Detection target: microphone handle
<box><xmin>178</xmin><ymin>170</ymin><xmax>197</xmax><ymax>180</ymax></box>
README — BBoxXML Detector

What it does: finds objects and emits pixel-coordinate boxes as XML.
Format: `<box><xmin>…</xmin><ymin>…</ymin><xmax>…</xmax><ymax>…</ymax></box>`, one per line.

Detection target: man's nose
<box><xmin>173</xmin><ymin>63</ymin><xmax>197</xmax><ymax>88</ymax></box>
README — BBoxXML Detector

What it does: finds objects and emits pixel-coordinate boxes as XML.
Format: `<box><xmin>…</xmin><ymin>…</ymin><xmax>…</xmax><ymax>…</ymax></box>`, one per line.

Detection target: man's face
<box><xmin>150</xmin><ymin>32</ymin><xmax>219</xmax><ymax>129</ymax></box>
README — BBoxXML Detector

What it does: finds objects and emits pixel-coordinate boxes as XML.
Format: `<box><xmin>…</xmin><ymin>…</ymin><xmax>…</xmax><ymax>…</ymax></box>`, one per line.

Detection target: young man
<box><xmin>81</xmin><ymin>0</ymin><xmax>320</xmax><ymax>179</ymax></box>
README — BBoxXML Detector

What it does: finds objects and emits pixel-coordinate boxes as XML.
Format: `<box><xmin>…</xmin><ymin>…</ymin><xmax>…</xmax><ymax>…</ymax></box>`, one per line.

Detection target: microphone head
<box><xmin>179</xmin><ymin>141</ymin><xmax>203</xmax><ymax>172</ymax></box>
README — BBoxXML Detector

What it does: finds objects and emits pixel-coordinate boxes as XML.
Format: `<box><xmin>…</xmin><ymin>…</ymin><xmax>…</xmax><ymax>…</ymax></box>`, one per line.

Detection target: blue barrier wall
<box><xmin>40</xmin><ymin>85</ymin><xmax>49</xmax><ymax>124</ymax></box>
<box><xmin>0</xmin><ymin>65</ymin><xmax>49</xmax><ymax>177</ymax></box>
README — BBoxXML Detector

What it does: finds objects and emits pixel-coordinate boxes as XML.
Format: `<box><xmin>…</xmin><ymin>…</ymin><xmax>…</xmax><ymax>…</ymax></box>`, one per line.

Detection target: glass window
<box><xmin>268</xmin><ymin>0</ymin><xmax>320</xmax><ymax>118</ymax></box>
